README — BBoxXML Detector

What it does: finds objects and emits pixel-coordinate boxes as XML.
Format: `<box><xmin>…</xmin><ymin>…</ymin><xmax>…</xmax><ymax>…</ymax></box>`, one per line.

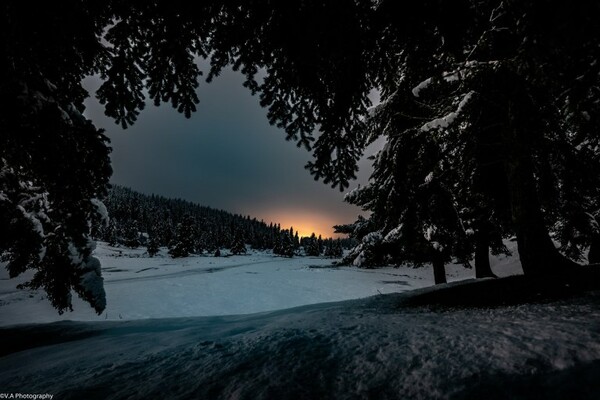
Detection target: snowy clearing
<box><xmin>1</xmin><ymin>241</ymin><xmax>599</xmax><ymax>399</ymax></box>
<box><xmin>1</xmin><ymin>283</ymin><xmax>599</xmax><ymax>399</ymax></box>
<box><xmin>0</xmin><ymin>241</ymin><xmax>522</xmax><ymax>326</ymax></box>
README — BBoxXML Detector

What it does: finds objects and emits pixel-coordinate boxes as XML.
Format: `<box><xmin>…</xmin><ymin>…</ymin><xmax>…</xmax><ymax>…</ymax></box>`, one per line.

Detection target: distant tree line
<box><xmin>94</xmin><ymin>185</ymin><xmax>348</xmax><ymax>258</ymax></box>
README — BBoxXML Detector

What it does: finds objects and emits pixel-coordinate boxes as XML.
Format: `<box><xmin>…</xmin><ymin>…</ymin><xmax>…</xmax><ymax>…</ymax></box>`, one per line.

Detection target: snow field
<box><xmin>0</xmin><ymin>241</ymin><xmax>522</xmax><ymax>326</ymax></box>
<box><xmin>2</xmin><ymin>241</ymin><xmax>599</xmax><ymax>399</ymax></box>
<box><xmin>0</xmin><ymin>289</ymin><xmax>598</xmax><ymax>399</ymax></box>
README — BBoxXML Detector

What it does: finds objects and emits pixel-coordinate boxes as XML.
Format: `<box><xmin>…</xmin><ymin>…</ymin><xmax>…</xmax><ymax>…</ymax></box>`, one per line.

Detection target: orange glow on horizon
<box><xmin>254</xmin><ymin>209</ymin><xmax>344</xmax><ymax>239</ymax></box>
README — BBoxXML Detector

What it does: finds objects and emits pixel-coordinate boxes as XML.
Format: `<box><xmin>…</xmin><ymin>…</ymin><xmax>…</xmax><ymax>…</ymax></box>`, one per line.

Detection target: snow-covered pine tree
<box><xmin>272</xmin><ymin>235</ymin><xmax>283</xmax><ymax>256</ymax></box>
<box><xmin>146</xmin><ymin>232</ymin><xmax>160</xmax><ymax>257</ymax></box>
<box><xmin>317</xmin><ymin>235</ymin><xmax>324</xmax><ymax>255</ymax></box>
<box><xmin>100</xmin><ymin>185</ymin><xmax>278</xmax><ymax>255</ymax></box>
<box><xmin>122</xmin><ymin>221</ymin><xmax>141</xmax><ymax>249</ymax></box>
<box><xmin>343</xmin><ymin>134</ymin><xmax>473</xmax><ymax>283</ymax></box>
<box><xmin>324</xmin><ymin>239</ymin><xmax>343</xmax><ymax>258</ymax></box>
<box><xmin>334</xmin><ymin>240</ymin><xmax>344</xmax><ymax>258</ymax></box>
<box><xmin>274</xmin><ymin>231</ymin><xmax>295</xmax><ymax>258</ymax></box>
<box><xmin>253</xmin><ymin>0</ymin><xmax>598</xmax><ymax>280</ymax></box>
<box><xmin>1</xmin><ymin>2</ymin><xmax>112</xmax><ymax>313</ymax></box>
<box><xmin>294</xmin><ymin>231</ymin><xmax>300</xmax><ymax>249</ymax></box>
<box><xmin>168</xmin><ymin>215</ymin><xmax>196</xmax><ymax>258</ymax></box>
<box><xmin>230</xmin><ymin>233</ymin><xmax>247</xmax><ymax>255</ymax></box>
<box><xmin>281</xmin><ymin>234</ymin><xmax>295</xmax><ymax>258</ymax></box>
<box><xmin>105</xmin><ymin>221</ymin><xmax>119</xmax><ymax>247</ymax></box>
<box><xmin>305</xmin><ymin>233</ymin><xmax>321</xmax><ymax>257</ymax></box>
<box><xmin>193</xmin><ymin>238</ymin><xmax>205</xmax><ymax>255</ymax></box>
<box><xmin>201</xmin><ymin>231</ymin><xmax>216</xmax><ymax>254</ymax></box>
<box><xmin>8</xmin><ymin>1</ymin><xmax>600</xmax><ymax>312</ymax></box>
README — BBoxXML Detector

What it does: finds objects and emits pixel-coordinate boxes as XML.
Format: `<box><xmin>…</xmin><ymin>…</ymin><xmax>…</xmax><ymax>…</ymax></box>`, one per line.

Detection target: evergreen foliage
<box><xmin>168</xmin><ymin>215</ymin><xmax>196</xmax><ymax>258</ymax></box>
<box><xmin>1</xmin><ymin>1</ymin><xmax>112</xmax><ymax>313</ymax></box>
<box><xmin>100</xmin><ymin>186</ymin><xmax>353</xmax><ymax>261</ymax></box>
<box><xmin>305</xmin><ymin>233</ymin><xmax>321</xmax><ymax>257</ymax></box>
<box><xmin>121</xmin><ymin>221</ymin><xmax>141</xmax><ymax>249</ymax></box>
<box><xmin>324</xmin><ymin>239</ymin><xmax>344</xmax><ymax>259</ymax></box>
<box><xmin>230</xmin><ymin>233</ymin><xmax>247</xmax><ymax>255</ymax></box>
<box><xmin>5</xmin><ymin>0</ymin><xmax>599</xmax><ymax>311</ymax></box>
<box><xmin>146</xmin><ymin>234</ymin><xmax>160</xmax><ymax>257</ymax></box>
<box><xmin>97</xmin><ymin>185</ymin><xmax>281</xmax><ymax>252</ymax></box>
<box><xmin>273</xmin><ymin>230</ymin><xmax>295</xmax><ymax>258</ymax></box>
<box><xmin>338</xmin><ymin>1</ymin><xmax>600</xmax><ymax>280</ymax></box>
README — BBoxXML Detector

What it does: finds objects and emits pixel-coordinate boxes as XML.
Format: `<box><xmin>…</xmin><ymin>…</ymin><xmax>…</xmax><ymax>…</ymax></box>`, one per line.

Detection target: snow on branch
<box><xmin>411</xmin><ymin>78</ymin><xmax>433</xmax><ymax>98</ymax></box>
<box><xmin>383</xmin><ymin>225</ymin><xmax>403</xmax><ymax>243</ymax></box>
<box><xmin>411</xmin><ymin>71</ymin><xmax>463</xmax><ymax>98</ymax></box>
<box><xmin>420</xmin><ymin>91</ymin><xmax>475</xmax><ymax>132</ymax></box>
<box><xmin>91</xmin><ymin>198</ymin><xmax>110</xmax><ymax>226</ymax></box>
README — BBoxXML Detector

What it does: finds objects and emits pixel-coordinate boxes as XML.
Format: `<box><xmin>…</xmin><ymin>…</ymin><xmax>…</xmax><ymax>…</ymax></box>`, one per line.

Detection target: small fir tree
<box><xmin>122</xmin><ymin>221</ymin><xmax>140</xmax><ymax>249</ymax></box>
<box><xmin>231</xmin><ymin>233</ymin><xmax>247</xmax><ymax>255</ymax></box>
<box><xmin>168</xmin><ymin>216</ymin><xmax>196</xmax><ymax>258</ymax></box>
<box><xmin>274</xmin><ymin>231</ymin><xmax>294</xmax><ymax>257</ymax></box>
<box><xmin>324</xmin><ymin>239</ymin><xmax>344</xmax><ymax>258</ymax></box>
<box><xmin>305</xmin><ymin>233</ymin><xmax>321</xmax><ymax>256</ymax></box>
<box><xmin>147</xmin><ymin>234</ymin><xmax>160</xmax><ymax>257</ymax></box>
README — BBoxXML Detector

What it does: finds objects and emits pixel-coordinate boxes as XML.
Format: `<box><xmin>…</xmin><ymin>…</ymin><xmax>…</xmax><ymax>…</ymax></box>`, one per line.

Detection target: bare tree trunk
<box><xmin>475</xmin><ymin>231</ymin><xmax>497</xmax><ymax>278</ymax></box>
<box><xmin>589</xmin><ymin>235</ymin><xmax>600</xmax><ymax>264</ymax></box>
<box><xmin>432</xmin><ymin>257</ymin><xmax>447</xmax><ymax>285</ymax></box>
<box><xmin>504</xmin><ymin>100</ymin><xmax>577</xmax><ymax>276</ymax></box>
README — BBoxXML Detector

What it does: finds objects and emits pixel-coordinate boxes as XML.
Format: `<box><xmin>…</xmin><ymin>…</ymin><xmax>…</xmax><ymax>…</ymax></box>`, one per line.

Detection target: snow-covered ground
<box><xmin>1</xmin><ymin>284</ymin><xmax>599</xmax><ymax>399</ymax></box>
<box><xmin>0</xmin><ymin>241</ymin><xmax>522</xmax><ymax>326</ymax></box>
<box><xmin>2</xmin><ymin>241</ymin><xmax>599</xmax><ymax>399</ymax></box>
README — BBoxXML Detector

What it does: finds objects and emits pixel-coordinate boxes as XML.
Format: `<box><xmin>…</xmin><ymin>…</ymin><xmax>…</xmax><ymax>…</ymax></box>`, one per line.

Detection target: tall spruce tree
<box><xmin>344</xmin><ymin>0</ymin><xmax>600</xmax><ymax>277</ymax></box>
<box><xmin>1</xmin><ymin>1</ymin><xmax>112</xmax><ymax>313</ymax></box>
<box><xmin>204</xmin><ymin>0</ymin><xmax>600</xmax><ymax>279</ymax></box>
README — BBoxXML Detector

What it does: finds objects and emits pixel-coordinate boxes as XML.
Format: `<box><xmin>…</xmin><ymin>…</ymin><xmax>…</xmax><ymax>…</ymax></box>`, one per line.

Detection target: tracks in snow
<box><xmin>104</xmin><ymin>258</ymin><xmax>290</xmax><ymax>284</ymax></box>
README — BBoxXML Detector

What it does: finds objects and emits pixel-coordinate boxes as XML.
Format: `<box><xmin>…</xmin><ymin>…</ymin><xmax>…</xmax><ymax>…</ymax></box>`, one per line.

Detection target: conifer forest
<box><xmin>2</xmin><ymin>1</ymin><xmax>600</xmax><ymax>399</ymax></box>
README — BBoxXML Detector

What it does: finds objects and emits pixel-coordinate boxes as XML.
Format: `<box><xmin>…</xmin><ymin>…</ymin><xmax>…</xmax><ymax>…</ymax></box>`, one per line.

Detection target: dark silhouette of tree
<box><xmin>146</xmin><ymin>232</ymin><xmax>160</xmax><ymax>257</ymax></box>
<box><xmin>99</xmin><ymin>185</ymin><xmax>282</xmax><ymax>253</ymax></box>
<box><xmin>3</xmin><ymin>0</ymin><xmax>599</xmax><ymax>311</ymax></box>
<box><xmin>230</xmin><ymin>233</ymin><xmax>247</xmax><ymax>255</ymax></box>
<box><xmin>305</xmin><ymin>233</ymin><xmax>321</xmax><ymax>257</ymax></box>
<box><xmin>324</xmin><ymin>239</ymin><xmax>343</xmax><ymax>258</ymax></box>
<box><xmin>168</xmin><ymin>215</ymin><xmax>196</xmax><ymax>258</ymax></box>
<box><xmin>1</xmin><ymin>1</ymin><xmax>113</xmax><ymax>313</ymax></box>
<box><xmin>273</xmin><ymin>230</ymin><xmax>295</xmax><ymax>258</ymax></box>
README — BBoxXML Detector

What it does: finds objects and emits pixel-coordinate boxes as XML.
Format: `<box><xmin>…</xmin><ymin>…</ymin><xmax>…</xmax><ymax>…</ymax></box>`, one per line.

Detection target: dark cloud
<box><xmin>83</xmin><ymin>67</ymin><xmax>376</xmax><ymax>237</ymax></box>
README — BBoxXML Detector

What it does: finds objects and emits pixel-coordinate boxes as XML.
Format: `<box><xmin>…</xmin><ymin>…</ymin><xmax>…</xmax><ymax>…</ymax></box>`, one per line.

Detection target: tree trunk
<box><xmin>474</xmin><ymin>231</ymin><xmax>497</xmax><ymax>278</ymax></box>
<box><xmin>589</xmin><ymin>235</ymin><xmax>600</xmax><ymax>264</ymax></box>
<box><xmin>432</xmin><ymin>257</ymin><xmax>447</xmax><ymax>285</ymax></box>
<box><xmin>503</xmin><ymin>100</ymin><xmax>577</xmax><ymax>276</ymax></box>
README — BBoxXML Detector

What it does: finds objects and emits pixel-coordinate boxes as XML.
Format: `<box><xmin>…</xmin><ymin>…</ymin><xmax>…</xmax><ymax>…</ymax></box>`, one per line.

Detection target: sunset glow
<box><xmin>255</xmin><ymin>208</ymin><xmax>345</xmax><ymax>238</ymax></box>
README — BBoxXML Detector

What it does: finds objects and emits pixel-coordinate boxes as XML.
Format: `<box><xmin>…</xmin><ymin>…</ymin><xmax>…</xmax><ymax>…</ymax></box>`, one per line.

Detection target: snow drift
<box><xmin>1</xmin><ymin>276</ymin><xmax>599</xmax><ymax>400</ymax></box>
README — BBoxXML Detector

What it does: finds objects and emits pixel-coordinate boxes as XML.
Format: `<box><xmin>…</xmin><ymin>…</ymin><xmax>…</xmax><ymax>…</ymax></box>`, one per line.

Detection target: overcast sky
<box><xmin>83</xmin><ymin>67</ymin><xmax>378</xmax><ymax>238</ymax></box>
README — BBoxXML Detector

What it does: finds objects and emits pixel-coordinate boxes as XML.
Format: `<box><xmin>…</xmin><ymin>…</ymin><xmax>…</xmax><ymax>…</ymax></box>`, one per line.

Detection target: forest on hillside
<box><xmin>95</xmin><ymin>185</ymin><xmax>348</xmax><ymax>258</ymax></box>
